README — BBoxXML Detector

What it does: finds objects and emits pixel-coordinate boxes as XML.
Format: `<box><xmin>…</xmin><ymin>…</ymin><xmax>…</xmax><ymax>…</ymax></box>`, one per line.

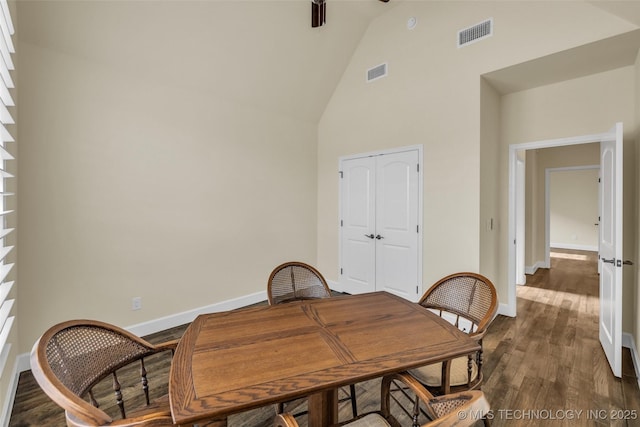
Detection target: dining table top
<box><xmin>169</xmin><ymin>291</ymin><xmax>481</xmax><ymax>426</ymax></box>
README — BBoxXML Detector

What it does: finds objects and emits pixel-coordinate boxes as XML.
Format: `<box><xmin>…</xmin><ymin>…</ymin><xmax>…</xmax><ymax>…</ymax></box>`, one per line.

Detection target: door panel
<box><xmin>599</xmin><ymin>122</ymin><xmax>622</xmax><ymax>378</ymax></box>
<box><xmin>341</xmin><ymin>158</ymin><xmax>376</xmax><ymax>294</ymax></box>
<box><xmin>375</xmin><ymin>151</ymin><xmax>419</xmax><ymax>300</ymax></box>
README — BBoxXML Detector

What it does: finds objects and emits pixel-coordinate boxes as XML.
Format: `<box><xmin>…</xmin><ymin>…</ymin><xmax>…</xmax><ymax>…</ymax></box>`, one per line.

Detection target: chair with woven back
<box><xmin>267</xmin><ymin>261</ymin><xmax>332</xmax><ymax>305</ymax></box>
<box><xmin>30</xmin><ymin>319</ymin><xmax>226</xmax><ymax>427</ymax></box>
<box><xmin>406</xmin><ymin>272</ymin><xmax>498</xmax><ymax>397</ymax></box>
<box><xmin>267</xmin><ymin>261</ymin><xmax>358</xmax><ymax>418</ymax></box>
<box><xmin>274</xmin><ymin>372</ymin><xmax>491</xmax><ymax>427</ymax></box>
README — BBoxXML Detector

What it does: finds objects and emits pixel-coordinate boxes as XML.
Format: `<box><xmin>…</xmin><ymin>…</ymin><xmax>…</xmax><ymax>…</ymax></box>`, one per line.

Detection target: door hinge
<box><xmin>417</xmin><ymin>164</ymin><xmax>420</xmax><ymax>172</ymax></box>
<box><xmin>416</xmin><ymin>286</ymin><xmax>419</xmax><ymax>293</ymax></box>
<box><xmin>340</xmin><ymin>219</ymin><xmax>343</xmax><ymax>227</ymax></box>
<box><xmin>416</xmin><ymin>225</ymin><xmax>419</xmax><ymax>233</ymax></box>
<box><xmin>340</xmin><ymin>268</ymin><xmax>343</xmax><ymax>275</ymax></box>
<box><xmin>339</xmin><ymin>171</ymin><xmax>343</xmax><ymax>178</ymax></box>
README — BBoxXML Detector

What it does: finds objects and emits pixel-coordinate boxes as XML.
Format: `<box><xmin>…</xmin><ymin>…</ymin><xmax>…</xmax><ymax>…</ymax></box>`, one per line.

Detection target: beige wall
<box><xmin>318</xmin><ymin>0</ymin><xmax>636</xmax><ymax>301</ymax></box>
<box><xmin>549</xmin><ymin>168</ymin><xmax>599</xmax><ymax>250</ymax></box>
<box><xmin>15</xmin><ymin>1</ymin><xmax>344</xmax><ymax>353</ymax></box>
<box><xmin>525</xmin><ymin>144</ymin><xmax>601</xmax><ymax>266</ymax></box>
<box><xmin>479</xmin><ymin>79</ymin><xmax>501</xmax><ymax>281</ymax></box>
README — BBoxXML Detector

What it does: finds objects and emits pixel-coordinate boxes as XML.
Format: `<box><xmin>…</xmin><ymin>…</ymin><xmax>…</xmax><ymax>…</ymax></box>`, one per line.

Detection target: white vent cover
<box><xmin>367</xmin><ymin>63</ymin><xmax>387</xmax><ymax>82</ymax></box>
<box><xmin>458</xmin><ymin>18</ymin><xmax>493</xmax><ymax>47</ymax></box>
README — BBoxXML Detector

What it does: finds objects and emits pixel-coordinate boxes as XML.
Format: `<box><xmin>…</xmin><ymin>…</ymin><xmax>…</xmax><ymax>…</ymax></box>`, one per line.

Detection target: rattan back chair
<box><xmin>30</xmin><ymin>319</ymin><xmax>190</xmax><ymax>427</ymax></box>
<box><xmin>274</xmin><ymin>372</ymin><xmax>491</xmax><ymax>427</ymax></box>
<box><xmin>267</xmin><ymin>261</ymin><xmax>357</xmax><ymax>418</ymax></box>
<box><xmin>267</xmin><ymin>261</ymin><xmax>332</xmax><ymax>305</ymax></box>
<box><xmin>408</xmin><ymin>272</ymin><xmax>498</xmax><ymax>396</ymax></box>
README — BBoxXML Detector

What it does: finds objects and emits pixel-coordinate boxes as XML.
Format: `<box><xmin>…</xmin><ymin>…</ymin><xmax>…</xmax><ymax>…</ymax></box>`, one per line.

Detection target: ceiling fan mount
<box><xmin>312</xmin><ymin>0</ymin><xmax>389</xmax><ymax>28</ymax></box>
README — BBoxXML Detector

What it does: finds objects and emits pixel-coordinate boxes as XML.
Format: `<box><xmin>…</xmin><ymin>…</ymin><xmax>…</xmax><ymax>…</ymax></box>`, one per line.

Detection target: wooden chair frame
<box><xmin>30</xmin><ymin>319</ymin><xmax>182</xmax><ymax>427</ymax></box>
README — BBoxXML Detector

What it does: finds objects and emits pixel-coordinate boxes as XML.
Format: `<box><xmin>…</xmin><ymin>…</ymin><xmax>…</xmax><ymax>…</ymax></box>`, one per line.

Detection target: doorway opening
<box><xmin>508</xmin><ymin>123</ymin><xmax>623</xmax><ymax>377</ymax></box>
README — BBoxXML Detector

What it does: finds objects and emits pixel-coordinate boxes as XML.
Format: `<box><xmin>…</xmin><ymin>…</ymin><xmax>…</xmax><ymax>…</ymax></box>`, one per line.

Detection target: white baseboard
<box><xmin>622</xmin><ymin>332</ymin><xmax>640</xmax><ymax>388</ymax></box>
<box><xmin>550</xmin><ymin>243</ymin><xmax>598</xmax><ymax>252</ymax></box>
<box><xmin>126</xmin><ymin>290</ymin><xmax>267</xmax><ymax>338</ymax></box>
<box><xmin>1</xmin><ymin>349</ymin><xmax>25</xmax><ymax>427</ymax></box>
<box><xmin>497</xmin><ymin>302</ymin><xmax>515</xmax><ymax>317</ymax></box>
<box><xmin>327</xmin><ymin>279</ymin><xmax>346</xmax><ymax>294</ymax></box>
<box><xmin>525</xmin><ymin>261</ymin><xmax>545</xmax><ymax>276</ymax></box>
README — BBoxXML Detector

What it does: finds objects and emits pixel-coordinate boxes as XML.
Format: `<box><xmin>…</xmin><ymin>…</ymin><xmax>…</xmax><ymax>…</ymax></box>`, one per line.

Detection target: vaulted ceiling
<box><xmin>17</xmin><ymin>0</ymin><xmax>397</xmax><ymax>123</ymax></box>
<box><xmin>17</xmin><ymin>1</ymin><xmax>640</xmax><ymax>123</ymax></box>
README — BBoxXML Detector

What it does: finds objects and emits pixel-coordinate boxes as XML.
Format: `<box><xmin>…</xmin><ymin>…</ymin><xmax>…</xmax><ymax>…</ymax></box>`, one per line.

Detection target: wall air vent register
<box><xmin>458</xmin><ymin>18</ymin><xmax>493</xmax><ymax>47</ymax></box>
<box><xmin>366</xmin><ymin>63</ymin><xmax>388</xmax><ymax>82</ymax></box>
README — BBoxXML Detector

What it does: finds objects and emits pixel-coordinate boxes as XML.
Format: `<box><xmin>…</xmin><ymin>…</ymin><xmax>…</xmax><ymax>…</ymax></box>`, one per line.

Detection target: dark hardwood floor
<box><xmin>9</xmin><ymin>249</ymin><xmax>640</xmax><ymax>426</ymax></box>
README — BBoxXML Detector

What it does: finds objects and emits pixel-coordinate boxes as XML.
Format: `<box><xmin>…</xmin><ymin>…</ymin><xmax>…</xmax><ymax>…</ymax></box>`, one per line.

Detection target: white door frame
<box><xmin>507</xmin><ymin>130</ymin><xmax>614</xmax><ymax>316</ymax></box>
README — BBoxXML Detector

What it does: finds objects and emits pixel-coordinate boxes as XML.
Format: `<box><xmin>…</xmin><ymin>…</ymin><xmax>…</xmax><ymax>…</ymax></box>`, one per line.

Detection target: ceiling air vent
<box><xmin>458</xmin><ymin>18</ymin><xmax>493</xmax><ymax>48</ymax></box>
<box><xmin>367</xmin><ymin>63</ymin><xmax>387</xmax><ymax>82</ymax></box>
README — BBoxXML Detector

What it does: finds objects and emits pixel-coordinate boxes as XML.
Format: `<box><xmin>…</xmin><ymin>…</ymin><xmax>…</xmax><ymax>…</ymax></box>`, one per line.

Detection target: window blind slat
<box><xmin>0</xmin><ymin>78</ymin><xmax>13</xmax><ymax>107</ymax></box>
<box><xmin>0</xmin><ymin>144</ymin><xmax>12</xmax><ymax>160</ymax></box>
<box><xmin>0</xmin><ymin>33</ymin><xmax>12</xmax><ymax>71</ymax></box>
<box><xmin>0</xmin><ymin>281</ymin><xmax>13</xmax><ymax>306</ymax></box>
<box><xmin>0</xmin><ymin>123</ymin><xmax>13</xmax><ymax>142</ymax></box>
<box><xmin>0</xmin><ymin>210</ymin><xmax>13</xmax><ymax>216</ymax></box>
<box><xmin>0</xmin><ymin>57</ymin><xmax>12</xmax><ymax>90</ymax></box>
<box><xmin>0</xmin><ymin>246</ymin><xmax>13</xmax><ymax>263</ymax></box>
<box><xmin>0</xmin><ymin>102</ymin><xmax>13</xmax><ymax>125</ymax></box>
<box><xmin>0</xmin><ymin>169</ymin><xmax>13</xmax><ymax>178</ymax></box>
<box><xmin>0</xmin><ymin>263</ymin><xmax>13</xmax><ymax>284</ymax></box>
<box><xmin>0</xmin><ymin>6</ymin><xmax>13</xmax><ymax>54</ymax></box>
<box><xmin>0</xmin><ymin>299</ymin><xmax>12</xmax><ymax>330</ymax></box>
<box><xmin>0</xmin><ymin>316</ymin><xmax>14</xmax><ymax>374</ymax></box>
<box><xmin>0</xmin><ymin>228</ymin><xmax>13</xmax><ymax>240</ymax></box>
<box><xmin>0</xmin><ymin>1</ymin><xmax>14</xmax><ymax>37</ymax></box>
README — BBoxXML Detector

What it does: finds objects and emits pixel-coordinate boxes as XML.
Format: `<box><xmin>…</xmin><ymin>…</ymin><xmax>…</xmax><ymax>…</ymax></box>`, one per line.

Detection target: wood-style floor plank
<box><xmin>9</xmin><ymin>249</ymin><xmax>640</xmax><ymax>426</ymax></box>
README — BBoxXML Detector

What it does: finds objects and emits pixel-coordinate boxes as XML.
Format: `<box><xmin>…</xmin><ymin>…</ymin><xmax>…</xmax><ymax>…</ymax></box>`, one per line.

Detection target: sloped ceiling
<box><xmin>589</xmin><ymin>1</ymin><xmax>640</xmax><ymax>27</ymax></box>
<box><xmin>17</xmin><ymin>0</ymin><xmax>397</xmax><ymax>123</ymax></box>
<box><xmin>484</xmin><ymin>1</ymin><xmax>640</xmax><ymax>94</ymax></box>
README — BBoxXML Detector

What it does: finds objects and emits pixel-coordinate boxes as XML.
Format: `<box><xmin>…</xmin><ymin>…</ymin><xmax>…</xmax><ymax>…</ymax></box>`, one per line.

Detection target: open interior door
<box><xmin>599</xmin><ymin>122</ymin><xmax>623</xmax><ymax>378</ymax></box>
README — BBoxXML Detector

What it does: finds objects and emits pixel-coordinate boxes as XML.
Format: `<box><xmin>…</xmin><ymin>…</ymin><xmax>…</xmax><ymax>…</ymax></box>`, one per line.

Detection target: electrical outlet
<box><xmin>132</xmin><ymin>297</ymin><xmax>142</xmax><ymax>311</ymax></box>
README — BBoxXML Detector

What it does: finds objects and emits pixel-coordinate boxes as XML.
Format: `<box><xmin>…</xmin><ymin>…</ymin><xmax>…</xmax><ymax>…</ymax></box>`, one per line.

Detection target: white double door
<box><xmin>339</xmin><ymin>148</ymin><xmax>421</xmax><ymax>302</ymax></box>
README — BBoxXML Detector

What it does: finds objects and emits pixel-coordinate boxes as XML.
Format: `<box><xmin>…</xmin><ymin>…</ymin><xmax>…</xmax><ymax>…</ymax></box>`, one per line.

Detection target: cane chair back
<box><xmin>408</xmin><ymin>272</ymin><xmax>498</xmax><ymax>395</ymax></box>
<box><xmin>267</xmin><ymin>261</ymin><xmax>332</xmax><ymax>305</ymax></box>
<box><xmin>30</xmin><ymin>319</ymin><xmax>181</xmax><ymax>427</ymax></box>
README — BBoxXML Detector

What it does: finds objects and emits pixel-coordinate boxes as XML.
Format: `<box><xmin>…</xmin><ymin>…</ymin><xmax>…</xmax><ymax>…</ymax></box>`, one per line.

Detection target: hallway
<box><xmin>482</xmin><ymin>249</ymin><xmax>640</xmax><ymax>426</ymax></box>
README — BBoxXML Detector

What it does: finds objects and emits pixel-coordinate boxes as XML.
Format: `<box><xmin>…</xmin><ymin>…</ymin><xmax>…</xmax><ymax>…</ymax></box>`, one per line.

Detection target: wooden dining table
<box><xmin>169</xmin><ymin>291</ymin><xmax>481</xmax><ymax>427</ymax></box>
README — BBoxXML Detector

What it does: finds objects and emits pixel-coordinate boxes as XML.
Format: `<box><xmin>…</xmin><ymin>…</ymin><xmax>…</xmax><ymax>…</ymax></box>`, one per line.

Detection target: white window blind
<box><xmin>0</xmin><ymin>0</ymin><xmax>14</xmax><ymax>376</ymax></box>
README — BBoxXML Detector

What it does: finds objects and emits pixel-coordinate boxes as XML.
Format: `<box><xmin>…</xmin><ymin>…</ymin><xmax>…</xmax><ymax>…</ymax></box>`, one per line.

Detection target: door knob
<box><xmin>602</xmin><ymin>258</ymin><xmax>615</xmax><ymax>264</ymax></box>
<box><xmin>623</xmin><ymin>260</ymin><xmax>634</xmax><ymax>265</ymax></box>
<box><xmin>375</xmin><ymin>234</ymin><xmax>384</xmax><ymax>240</ymax></box>
<box><xmin>364</xmin><ymin>234</ymin><xmax>375</xmax><ymax>239</ymax></box>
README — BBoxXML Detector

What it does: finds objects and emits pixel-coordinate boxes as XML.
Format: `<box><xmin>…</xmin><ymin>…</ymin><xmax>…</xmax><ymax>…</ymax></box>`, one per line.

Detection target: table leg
<box><xmin>307</xmin><ymin>389</ymin><xmax>338</xmax><ymax>427</ymax></box>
